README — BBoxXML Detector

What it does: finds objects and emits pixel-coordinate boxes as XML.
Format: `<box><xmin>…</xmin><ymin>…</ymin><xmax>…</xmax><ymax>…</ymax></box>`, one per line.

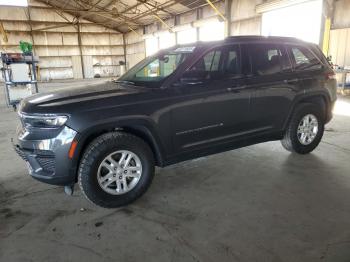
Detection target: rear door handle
<box><xmin>284</xmin><ymin>78</ymin><xmax>299</xmax><ymax>84</ymax></box>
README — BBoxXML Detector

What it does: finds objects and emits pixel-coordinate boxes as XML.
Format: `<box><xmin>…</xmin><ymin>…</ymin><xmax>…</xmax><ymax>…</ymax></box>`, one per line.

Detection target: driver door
<box><xmin>171</xmin><ymin>44</ymin><xmax>253</xmax><ymax>153</ymax></box>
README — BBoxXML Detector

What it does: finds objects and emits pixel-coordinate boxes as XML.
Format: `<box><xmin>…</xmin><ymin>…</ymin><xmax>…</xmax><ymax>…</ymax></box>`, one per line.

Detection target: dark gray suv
<box><xmin>14</xmin><ymin>36</ymin><xmax>337</xmax><ymax>208</ymax></box>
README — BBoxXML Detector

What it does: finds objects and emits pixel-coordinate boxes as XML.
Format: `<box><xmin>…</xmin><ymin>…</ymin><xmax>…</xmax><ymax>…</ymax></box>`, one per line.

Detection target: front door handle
<box><xmin>284</xmin><ymin>78</ymin><xmax>299</xmax><ymax>84</ymax></box>
<box><xmin>227</xmin><ymin>86</ymin><xmax>247</xmax><ymax>92</ymax></box>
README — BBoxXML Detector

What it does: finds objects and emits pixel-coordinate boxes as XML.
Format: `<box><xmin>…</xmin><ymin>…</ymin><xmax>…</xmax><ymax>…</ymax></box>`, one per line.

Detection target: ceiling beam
<box><xmin>125</xmin><ymin>0</ymin><xmax>223</xmax><ymax>33</ymax></box>
<box><xmin>75</xmin><ymin>0</ymin><xmax>142</xmax><ymax>28</ymax></box>
<box><xmin>31</xmin><ymin>0</ymin><xmax>224</xmax><ymax>34</ymax></box>
<box><xmin>37</xmin><ymin>0</ymin><xmax>125</xmax><ymax>32</ymax></box>
<box><xmin>137</xmin><ymin>0</ymin><xmax>174</xmax><ymax>16</ymax></box>
<box><xmin>115</xmin><ymin>0</ymin><xmax>179</xmax><ymax>29</ymax></box>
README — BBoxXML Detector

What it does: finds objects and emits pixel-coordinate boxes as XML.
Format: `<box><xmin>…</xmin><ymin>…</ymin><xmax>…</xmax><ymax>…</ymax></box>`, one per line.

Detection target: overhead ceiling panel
<box><xmin>34</xmin><ymin>0</ymin><xmax>218</xmax><ymax>33</ymax></box>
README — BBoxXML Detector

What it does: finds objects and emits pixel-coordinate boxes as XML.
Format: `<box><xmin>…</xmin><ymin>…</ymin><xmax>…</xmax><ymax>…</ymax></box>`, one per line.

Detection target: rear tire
<box><xmin>78</xmin><ymin>132</ymin><xmax>155</xmax><ymax>208</ymax></box>
<box><xmin>281</xmin><ymin>103</ymin><xmax>324</xmax><ymax>154</ymax></box>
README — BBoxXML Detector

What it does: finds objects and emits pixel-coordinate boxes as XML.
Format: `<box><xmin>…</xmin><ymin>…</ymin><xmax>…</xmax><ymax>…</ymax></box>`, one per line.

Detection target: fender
<box><xmin>282</xmin><ymin>89</ymin><xmax>331</xmax><ymax>130</ymax></box>
<box><xmin>69</xmin><ymin>116</ymin><xmax>167</xmax><ymax>180</ymax></box>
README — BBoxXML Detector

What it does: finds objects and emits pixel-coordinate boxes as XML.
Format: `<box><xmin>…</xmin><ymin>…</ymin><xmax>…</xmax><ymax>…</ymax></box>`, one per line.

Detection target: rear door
<box><xmin>241</xmin><ymin>43</ymin><xmax>297</xmax><ymax>133</ymax></box>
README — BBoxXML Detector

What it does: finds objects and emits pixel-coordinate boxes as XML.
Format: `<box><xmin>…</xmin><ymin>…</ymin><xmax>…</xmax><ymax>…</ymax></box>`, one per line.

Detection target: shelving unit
<box><xmin>335</xmin><ymin>68</ymin><xmax>350</xmax><ymax>95</ymax></box>
<box><xmin>1</xmin><ymin>52</ymin><xmax>39</xmax><ymax>109</ymax></box>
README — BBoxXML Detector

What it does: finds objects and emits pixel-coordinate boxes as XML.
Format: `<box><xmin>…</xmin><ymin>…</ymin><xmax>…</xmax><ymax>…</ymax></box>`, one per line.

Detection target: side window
<box><xmin>188</xmin><ymin>48</ymin><xmax>223</xmax><ymax>77</ymax></box>
<box><xmin>289</xmin><ymin>45</ymin><xmax>322</xmax><ymax>70</ymax></box>
<box><xmin>243</xmin><ymin>44</ymin><xmax>286</xmax><ymax>76</ymax></box>
<box><xmin>223</xmin><ymin>45</ymin><xmax>241</xmax><ymax>77</ymax></box>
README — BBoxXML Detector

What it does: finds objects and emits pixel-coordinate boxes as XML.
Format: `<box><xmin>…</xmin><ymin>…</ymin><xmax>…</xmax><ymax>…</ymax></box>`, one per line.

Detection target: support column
<box><xmin>122</xmin><ymin>33</ymin><xmax>127</xmax><ymax>65</ymax></box>
<box><xmin>77</xmin><ymin>21</ymin><xmax>86</xmax><ymax>79</ymax></box>
<box><xmin>322</xmin><ymin>18</ymin><xmax>331</xmax><ymax>56</ymax></box>
<box><xmin>174</xmin><ymin>16</ymin><xmax>179</xmax><ymax>45</ymax></box>
<box><xmin>26</xmin><ymin>6</ymin><xmax>36</xmax><ymax>54</ymax></box>
<box><xmin>320</xmin><ymin>0</ymin><xmax>334</xmax><ymax>55</ymax></box>
<box><xmin>224</xmin><ymin>0</ymin><xmax>232</xmax><ymax>37</ymax></box>
<box><xmin>196</xmin><ymin>8</ymin><xmax>202</xmax><ymax>41</ymax></box>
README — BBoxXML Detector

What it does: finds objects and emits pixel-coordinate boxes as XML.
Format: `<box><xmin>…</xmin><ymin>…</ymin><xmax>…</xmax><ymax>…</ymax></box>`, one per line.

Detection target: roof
<box><xmin>224</xmin><ymin>35</ymin><xmax>304</xmax><ymax>43</ymax></box>
<box><xmin>154</xmin><ymin>36</ymin><xmax>308</xmax><ymax>54</ymax></box>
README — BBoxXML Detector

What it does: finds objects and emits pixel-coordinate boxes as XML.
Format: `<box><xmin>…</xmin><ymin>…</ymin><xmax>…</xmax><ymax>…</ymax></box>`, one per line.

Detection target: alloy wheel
<box><xmin>97</xmin><ymin>150</ymin><xmax>142</xmax><ymax>195</ymax></box>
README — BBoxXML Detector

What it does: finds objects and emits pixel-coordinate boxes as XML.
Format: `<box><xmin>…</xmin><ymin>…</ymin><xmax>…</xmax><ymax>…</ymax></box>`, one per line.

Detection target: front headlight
<box><xmin>19</xmin><ymin>112</ymin><xmax>68</xmax><ymax>129</ymax></box>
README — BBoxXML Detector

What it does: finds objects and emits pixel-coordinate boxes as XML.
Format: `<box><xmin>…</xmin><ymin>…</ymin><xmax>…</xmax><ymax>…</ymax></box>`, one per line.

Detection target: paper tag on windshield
<box><xmin>174</xmin><ymin>47</ymin><xmax>196</xmax><ymax>53</ymax></box>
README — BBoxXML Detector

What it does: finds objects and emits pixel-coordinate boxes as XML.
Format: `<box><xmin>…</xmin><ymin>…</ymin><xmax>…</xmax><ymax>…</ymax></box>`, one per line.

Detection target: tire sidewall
<box><xmin>289</xmin><ymin>104</ymin><xmax>324</xmax><ymax>154</ymax></box>
<box><xmin>79</xmin><ymin>133</ymin><xmax>154</xmax><ymax>208</ymax></box>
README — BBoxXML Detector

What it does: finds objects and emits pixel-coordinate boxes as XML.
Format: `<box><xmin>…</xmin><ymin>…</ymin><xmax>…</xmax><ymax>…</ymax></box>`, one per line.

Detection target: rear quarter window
<box><xmin>288</xmin><ymin>45</ymin><xmax>322</xmax><ymax>71</ymax></box>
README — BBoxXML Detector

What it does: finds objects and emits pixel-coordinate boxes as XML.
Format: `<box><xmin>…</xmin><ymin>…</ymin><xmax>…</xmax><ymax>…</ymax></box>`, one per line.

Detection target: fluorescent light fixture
<box><xmin>0</xmin><ymin>0</ymin><xmax>28</xmax><ymax>6</ymax></box>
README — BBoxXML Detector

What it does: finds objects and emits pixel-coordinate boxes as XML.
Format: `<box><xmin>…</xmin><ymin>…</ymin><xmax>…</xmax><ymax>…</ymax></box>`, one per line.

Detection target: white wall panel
<box><xmin>72</xmin><ymin>56</ymin><xmax>83</xmax><ymax>79</ymax></box>
<box><xmin>83</xmin><ymin>56</ymin><xmax>94</xmax><ymax>78</ymax></box>
<box><xmin>333</xmin><ymin>0</ymin><xmax>350</xmax><ymax>29</ymax></box>
<box><xmin>231</xmin><ymin>17</ymin><xmax>262</xmax><ymax>36</ymax></box>
<box><xmin>329</xmin><ymin>28</ymin><xmax>350</xmax><ymax>67</ymax></box>
<box><xmin>39</xmin><ymin>56</ymin><xmax>72</xmax><ymax>68</ymax></box>
<box><xmin>81</xmin><ymin>33</ymin><xmax>111</xmax><ymax>46</ymax></box>
<box><xmin>40</xmin><ymin>68</ymin><xmax>74</xmax><ymax>81</ymax></box>
<box><xmin>0</xmin><ymin>6</ymin><xmax>27</xmax><ymax>20</ymax></box>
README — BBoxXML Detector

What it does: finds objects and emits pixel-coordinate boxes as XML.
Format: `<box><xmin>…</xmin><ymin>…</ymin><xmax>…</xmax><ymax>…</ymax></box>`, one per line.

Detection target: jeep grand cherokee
<box><xmin>14</xmin><ymin>36</ymin><xmax>337</xmax><ymax>208</ymax></box>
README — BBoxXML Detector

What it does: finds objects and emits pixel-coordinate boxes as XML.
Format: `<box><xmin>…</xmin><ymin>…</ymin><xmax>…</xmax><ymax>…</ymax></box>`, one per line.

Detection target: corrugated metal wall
<box><xmin>125</xmin><ymin>29</ymin><xmax>145</xmax><ymax>69</ymax></box>
<box><xmin>333</xmin><ymin>0</ymin><xmax>350</xmax><ymax>29</ymax></box>
<box><xmin>0</xmin><ymin>0</ymin><xmax>124</xmax><ymax>81</ymax></box>
<box><xmin>231</xmin><ymin>0</ymin><xmax>263</xmax><ymax>35</ymax></box>
<box><xmin>329</xmin><ymin>28</ymin><xmax>350</xmax><ymax>67</ymax></box>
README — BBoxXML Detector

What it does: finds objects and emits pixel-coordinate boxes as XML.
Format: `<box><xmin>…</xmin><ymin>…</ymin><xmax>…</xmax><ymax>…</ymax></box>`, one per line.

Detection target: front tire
<box><xmin>281</xmin><ymin>103</ymin><xmax>324</xmax><ymax>154</ymax></box>
<box><xmin>78</xmin><ymin>132</ymin><xmax>155</xmax><ymax>208</ymax></box>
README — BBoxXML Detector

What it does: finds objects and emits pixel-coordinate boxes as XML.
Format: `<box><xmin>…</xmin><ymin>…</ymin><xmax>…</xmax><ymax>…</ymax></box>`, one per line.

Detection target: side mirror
<box><xmin>179</xmin><ymin>70</ymin><xmax>207</xmax><ymax>85</ymax></box>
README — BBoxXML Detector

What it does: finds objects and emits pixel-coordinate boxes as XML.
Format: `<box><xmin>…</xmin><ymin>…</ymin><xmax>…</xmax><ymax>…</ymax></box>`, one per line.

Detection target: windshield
<box><xmin>118</xmin><ymin>47</ymin><xmax>195</xmax><ymax>88</ymax></box>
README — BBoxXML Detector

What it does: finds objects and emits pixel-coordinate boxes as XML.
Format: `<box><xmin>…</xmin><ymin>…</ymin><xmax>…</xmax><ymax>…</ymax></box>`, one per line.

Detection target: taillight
<box><xmin>325</xmin><ymin>71</ymin><xmax>336</xmax><ymax>80</ymax></box>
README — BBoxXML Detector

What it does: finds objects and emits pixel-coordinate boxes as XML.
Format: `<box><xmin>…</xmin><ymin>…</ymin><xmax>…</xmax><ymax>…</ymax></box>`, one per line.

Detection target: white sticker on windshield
<box><xmin>174</xmin><ymin>47</ymin><xmax>196</xmax><ymax>53</ymax></box>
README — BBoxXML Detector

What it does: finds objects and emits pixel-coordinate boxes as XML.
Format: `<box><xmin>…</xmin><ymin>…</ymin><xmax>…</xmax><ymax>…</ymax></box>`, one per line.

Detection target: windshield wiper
<box><xmin>114</xmin><ymin>80</ymin><xmax>136</xmax><ymax>85</ymax></box>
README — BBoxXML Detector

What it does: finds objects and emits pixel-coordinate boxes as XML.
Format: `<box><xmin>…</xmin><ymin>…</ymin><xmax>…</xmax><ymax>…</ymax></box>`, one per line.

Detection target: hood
<box><xmin>19</xmin><ymin>82</ymin><xmax>149</xmax><ymax>114</ymax></box>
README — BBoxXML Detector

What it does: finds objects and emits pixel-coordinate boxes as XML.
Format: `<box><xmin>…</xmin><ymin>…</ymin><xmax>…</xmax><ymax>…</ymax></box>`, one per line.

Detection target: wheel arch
<box><xmin>283</xmin><ymin>92</ymin><xmax>330</xmax><ymax>130</ymax></box>
<box><xmin>71</xmin><ymin>119</ymin><xmax>166</xmax><ymax>182</ymax></box>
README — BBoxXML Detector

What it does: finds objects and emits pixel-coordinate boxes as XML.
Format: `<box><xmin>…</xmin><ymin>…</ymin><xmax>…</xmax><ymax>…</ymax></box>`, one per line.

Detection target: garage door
<box><xmin>257</xmin><ymin>0</ymin><xmax>323</xmax><ymax>44</ymax></box>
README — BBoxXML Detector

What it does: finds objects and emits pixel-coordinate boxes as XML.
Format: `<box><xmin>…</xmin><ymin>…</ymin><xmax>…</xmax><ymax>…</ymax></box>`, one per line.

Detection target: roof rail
<box><xmin>224</xmin><ymin>35</ymin><xmax>302</xmax><ymax>42</ymax></box>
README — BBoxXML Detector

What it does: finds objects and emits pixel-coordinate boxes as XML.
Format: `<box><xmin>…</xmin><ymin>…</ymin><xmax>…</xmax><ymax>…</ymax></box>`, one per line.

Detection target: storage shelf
<box><xmin>39</xmin><ymin>66</ymin><xmax>73</xmax><ymax>69</ymax></box>
<box><xmin>93</xmin><ymin>64</ymin><xmax>119</xmax><ymax>67</ymax></box>
<box><xmin>5</xmin><ymin>81</ymin><xmax>37</xmax><ymax>85</ymax></box>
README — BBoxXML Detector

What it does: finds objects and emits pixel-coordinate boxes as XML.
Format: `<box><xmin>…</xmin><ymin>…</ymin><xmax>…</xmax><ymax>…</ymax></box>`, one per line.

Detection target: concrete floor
<box><xmin>1</xmin><ymin>81</ymin><xmax>350</xmax><ymax>262</ymax></box>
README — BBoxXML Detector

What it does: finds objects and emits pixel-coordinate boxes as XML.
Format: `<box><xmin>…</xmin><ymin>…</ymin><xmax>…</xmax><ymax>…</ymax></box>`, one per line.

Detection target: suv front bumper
<box><xmin>13</xmin><ymin>125</ymin><xmax>78</xmax><ymax>186</ymax></box>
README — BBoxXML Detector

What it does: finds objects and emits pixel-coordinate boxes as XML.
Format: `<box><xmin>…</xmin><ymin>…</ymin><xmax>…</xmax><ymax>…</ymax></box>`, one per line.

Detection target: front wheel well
<box><xmin>120</xmin><ymin>126</ymin><xmax>163</xmax><ymax>167</ymax></box>
<box><xmin>76</xmin><ymin>127</ymin><xmax>163</xmax><ymax>175</ymax></box>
